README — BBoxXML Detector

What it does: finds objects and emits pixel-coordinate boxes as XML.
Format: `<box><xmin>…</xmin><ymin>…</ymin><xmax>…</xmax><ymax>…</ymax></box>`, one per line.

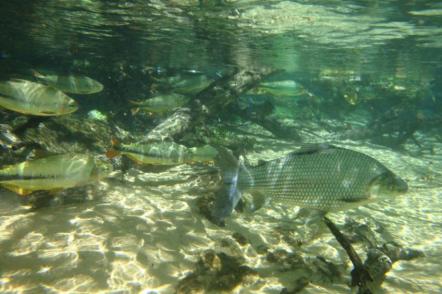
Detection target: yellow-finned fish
<box><xmin>0</xmin><ymin>154</ymin><xmax>112</xmax><ymax>196</ymax></box>
<box><xmin>130</xmin><ymin>93</ymin><xmax>189</xmax><ymax>115</ymax></box>
<box><xmin>0</xmin><ymin>79</ymin><xmax>78</xmax><ymax>116</ymax></box>
<box><xmin>106</xmin><ymin>140</ymin><xmax>218</xmax><ymax>166</ymax></box>
<box><xmin>163</xmin><ymin>74</ymin><xmax>212</xmax><ymax>95</ymax></box>
<box><xmin>33</xmin><ymin>71</ymin><xmax>103</xmax><ymax>94</ymax></box>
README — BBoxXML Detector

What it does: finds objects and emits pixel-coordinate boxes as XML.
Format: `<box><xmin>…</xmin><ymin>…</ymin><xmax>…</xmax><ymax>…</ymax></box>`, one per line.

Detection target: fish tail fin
<box><xmin>105</xmin><ymin>138</ymin><xmax>120</xmax><ymax>159</ymax></box>
<box><xmin>31</xmin><ymin>69</ymin><xmax>43</xmax><ymax>79</ymax></box>
<box><xmin>2</xmin><ymin>184</ymin><xmax>33</xmax><ymax>196</ymax></box>
<box><xmin>211</xmin><ymin>147</ymin><xmax>248</xmax><ymax>225</ymax></box>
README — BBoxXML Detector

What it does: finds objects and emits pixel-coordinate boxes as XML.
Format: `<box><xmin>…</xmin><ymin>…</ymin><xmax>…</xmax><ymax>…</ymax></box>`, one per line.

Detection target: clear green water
<box><xmin>0</xmin><ymin>1</ymin><xmax>441</xmax><ymax>293</ymax></box>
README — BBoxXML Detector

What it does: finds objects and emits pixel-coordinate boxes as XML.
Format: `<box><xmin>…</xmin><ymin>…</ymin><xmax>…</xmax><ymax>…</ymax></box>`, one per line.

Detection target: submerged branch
<box><xmin>143</xmin><ymin>107</ymin><xmax>191</xmax><ymax>142</ymax></box>
<box><xmin>323</xmin><ymin>216</ymin><xmax>373</xmax><ymax>293</ymax></box>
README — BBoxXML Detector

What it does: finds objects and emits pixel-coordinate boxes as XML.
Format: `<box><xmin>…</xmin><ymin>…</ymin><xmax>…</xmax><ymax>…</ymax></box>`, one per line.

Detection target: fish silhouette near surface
<box><xmin>212</xmin><ymin>144</ymin><xmax>408</xmax><ymax>224</ymax></box>
<box><xmin>33</xmin><ymin>71</ymin><xmax>103</xmax><ymax>94</ymax></box>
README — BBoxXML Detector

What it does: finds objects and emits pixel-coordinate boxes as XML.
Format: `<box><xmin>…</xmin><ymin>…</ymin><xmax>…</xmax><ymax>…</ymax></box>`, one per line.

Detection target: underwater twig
<box><xmin>323</xmin><ymin>216</ymin><xmax>373</xmax><ymax>293</ymax></box>
<box><xmin>193</xmin><ymin>68</ymin><xmax>275</xmax><ymax>117</ymax></box>
<box><xmin>12</xmin><ymin>117</ymin><xmax>50</xmax><ymax>135</ymax></box>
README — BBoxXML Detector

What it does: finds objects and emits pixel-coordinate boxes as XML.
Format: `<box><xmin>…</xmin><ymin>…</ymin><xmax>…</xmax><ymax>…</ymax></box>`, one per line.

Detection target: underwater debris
<box><xmin>33</xmin><ymin>70</ymin><xmax>103</xmax><ymax>94</ymax></box>
<box><xmin>339</xmin><ymin>104</ymin><xmax>442</xmax><ymax>149</ymax></box>
<box><xmin>232</xmin><ymin>232</ymin><xmax>248</xmax><ymax>246</ymax></box>
<box><xmin>0</xmin><ymin>153</ymin><xmax>112</xmax><ymax>196</ymax></box>
<box><xmin>193</xmin><ymin>68</ymin><xmax>274</xmax><ymax>118</ymax></box>
<box><xmin>19</xmin><ymin>114</ymin><xmax>117</xmax><ymax>154</ymax></box>
<box><xmin>266</xmin><ymin>249</ymin><xmax>306</xmax><ymax>272</ymax></box>
<box><xmin>186</xmin><ymin>68</ymin><xmax>302</xmax><ymax>141</ymax></box>
<box><xmin>87</xmin><ymin>109</ymin><xmax>108</xmax><ymax>122</ymax></box>
<box><xmin>0</xmin><ymin>79</ymin><xmax>78</xmax><ymax>116</ymax></box>
<box><xmin>327</xmin><ymin>217</ymin><xmax>425</xmax><ymax>293</ymax></box>
<box><xmin>0</xmin><ymin>123</ymin><xmax>21</xmax><ymax>150</ymax></box>
<box><xmin>143</xmin><ymin>107</ymin><xmax>191</xmax><ymax>142</ymax></box>
<box><xmin>323</xmin><ymin>216</ymin><xmax>372</xmax><ymax>290</ymax></box>
<box><xmin>176</xmin><ymin>250</ymin><xmax>257</xmax><ymax>294</ymax></box>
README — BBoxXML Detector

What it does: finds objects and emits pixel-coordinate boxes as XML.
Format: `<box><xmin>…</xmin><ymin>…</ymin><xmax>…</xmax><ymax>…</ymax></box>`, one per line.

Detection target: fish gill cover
<box><xmin>0</xmin><ymin>0</ymin><xmax>441</xmax><ymax>293</ymax></box>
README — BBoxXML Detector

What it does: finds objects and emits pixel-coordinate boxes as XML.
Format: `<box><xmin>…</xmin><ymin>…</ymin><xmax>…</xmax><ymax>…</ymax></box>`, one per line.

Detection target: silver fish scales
<box><xmin>212</xmin><ymin>144</ymin><xmax>408</xmax><ymax>223</ymax></box>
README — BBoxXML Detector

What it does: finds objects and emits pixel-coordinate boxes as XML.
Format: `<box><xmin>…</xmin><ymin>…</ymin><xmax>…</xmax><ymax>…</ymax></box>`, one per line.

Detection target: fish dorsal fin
<box><xmin>257</xmin><ymin>159</ymin><xmax>266</xmax><ymax>166</ymax></box>
<box><xmin>290</xmin><ymin>143</ymin><xmax>337</xmax><ymax>156</ymax></box>
<box><xmin>128</xmin><ymin>99</ymin><xmax>143</xmax><ymax>106</ymax></box>
<box><xmin>253</xmin><ymin>144</ymin><xmax>336</xmax><ymax>167</ymax></box>
<box><xmin>241</xmin><ymin>154</ymin><xmax>252</xmax><ymax>166</ymax></box>
<box><xmin>31</xmin><ymin>69</ymin><xmax>44</xmax><ymax>79</ymax></box>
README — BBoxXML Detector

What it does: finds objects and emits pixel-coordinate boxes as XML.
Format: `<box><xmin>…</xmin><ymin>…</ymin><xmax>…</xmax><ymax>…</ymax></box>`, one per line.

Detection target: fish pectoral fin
<box><xmin>105</xmin><ymin>149</ymin><xmax>120</xmax><ymax>159</ymax></box>
<box><xmin>1</xmin><ymin>184</ymin><xmax>34</xmax><ymax>196</ymax></box>
<box><xmin>251</xmin><ymin>191</ymin><xmax>268</xmax><ymax>211</ymax></box>
<box><xmin>339</xmin><ymin>196</ymin><xmax>368</xmax><ymax>203</ymax></box>
<box><xmin>40</xmin><ymin>111</ymin><xmax>57</xmax><ymax>115</ymax></box>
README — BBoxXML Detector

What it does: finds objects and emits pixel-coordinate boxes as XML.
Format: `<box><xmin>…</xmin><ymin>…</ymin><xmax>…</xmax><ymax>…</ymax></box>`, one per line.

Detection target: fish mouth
<box><xmin>395</xmin><ymin>176</ymin><xmax>408</xmax><ymax>193</ymax></box>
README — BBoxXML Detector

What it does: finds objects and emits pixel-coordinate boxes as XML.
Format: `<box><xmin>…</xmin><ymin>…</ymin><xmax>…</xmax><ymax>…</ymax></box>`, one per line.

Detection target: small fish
<box><xmin>158</xmin><ymin>74</ymin><xmax>212</xmax><ymax>95</ymax></box>
<box><xmin>0</xmin><ymin>79</ymin><xmax>78</xmax><ymax>116</ymax></box>
<box><xmin>344</xmin><ymin>91</ymin><xmax>358</xmax><ymax>105</ymax></box>
<box><xmin>87</xmin><ymin>109</ymin><xmax>107</xmax><ymax>121</ymax></box>
<box><xmin>172</xmin><ymin>75</ymin><xmax>212</xmax><ymax>95</ymax></box>
<box><xmin>249</xmin><ymin>80</ymin><xmax>307</xmax><ymax>97</ymax></box>
<box><xmin>33</xmin><ymin>70</ymin><xmax>103</xmax><ymax>94</ymax></box>
<box><xmin>106</xmin><ymin>139</ymin><xmax>217</xmax><ymax>166</ymax></box>
<box><xmin>130</xmin><ymin>93</ymin><xmax>189</xmax><ymax>115</ymax></box>
<box><xmin>0</xmin><ymin>154</ymin><xmax>112</xmax><ymax>196</ymax></box>
<box><xmin>212</xmin><ymin>144</ymin><xmax>408</xmax><ymax>224</ymax></box>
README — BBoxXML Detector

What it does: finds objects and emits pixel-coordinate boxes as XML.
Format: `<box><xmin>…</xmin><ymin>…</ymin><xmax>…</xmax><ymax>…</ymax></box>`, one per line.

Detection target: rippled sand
<box><xmin>1</xmin><ymin>124</ymin><xmax>441</xmax><ymax>293</ymax></box>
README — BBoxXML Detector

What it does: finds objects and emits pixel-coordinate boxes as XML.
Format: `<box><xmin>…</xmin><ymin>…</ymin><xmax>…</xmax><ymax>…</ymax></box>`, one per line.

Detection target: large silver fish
<box><xmin>212</xmin><ymin>144</ymin><xmax>408</xmax><ymax>223</ymax></box>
